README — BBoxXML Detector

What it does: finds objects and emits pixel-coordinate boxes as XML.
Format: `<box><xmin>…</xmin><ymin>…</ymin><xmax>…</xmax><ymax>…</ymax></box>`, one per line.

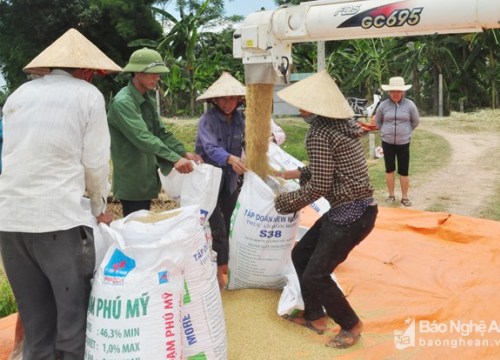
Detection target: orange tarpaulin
<box><xmin>332</xmin><ymin>207</ymin><xmax>500</xmax><ymax>359</ymax></box>
<box><xmin>0</xmin><ymin>314</ymin><xmax>17</xmax><ymax>360</ymax></box>
<box><xmin>1</xmin><ymin>207</ymin><xmax>499</xmax><ymax>359</ymax></box>
<box><xmin>292</xmin><ymin>206</ymin><xmax>500</xmax><ymax>359</ymax></box>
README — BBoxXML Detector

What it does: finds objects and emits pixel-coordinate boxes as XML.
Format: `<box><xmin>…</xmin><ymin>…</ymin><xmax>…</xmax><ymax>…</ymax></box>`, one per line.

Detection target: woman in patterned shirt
<box><xmin>274</xmin><ymin>70</ymin><xmax>378</xmax><ymax>349</ymax></box>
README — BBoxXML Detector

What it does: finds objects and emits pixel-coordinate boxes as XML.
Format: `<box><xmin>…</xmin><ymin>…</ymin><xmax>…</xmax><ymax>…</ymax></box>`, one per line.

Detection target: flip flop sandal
<box><xmin>401</xmin><ymin>198</ymin><xmax>412</xmax><ymax>207</ymax></box>
<box><xmin>325</xmin><ymin>329</ymin><xmax>361</xmax><ymax>349</ymax></box>
<box><xmin>386</xmin><ymin>195</ymin><xmax>396</xmax><ymax>202</ymax></box>
<box><xmin>283</xmin><ymin>314</ymin><xmax>327</xmax><ymax>335</ymax></box>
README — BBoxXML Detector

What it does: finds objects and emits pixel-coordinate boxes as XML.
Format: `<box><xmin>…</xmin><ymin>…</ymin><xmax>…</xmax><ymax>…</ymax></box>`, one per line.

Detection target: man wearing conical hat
<box><xmin>107</xmin><ymin>47</ymin><xmax>202</xmax><ymax>217</ymax></box>
<box><xmin>274</xmin><ymin>70</ymin><xmax>378</xmax><ymax>349</ymax></box>
<box><xmin>0</xmin><ymin>28</ymin><xmax>120</xmax><ymax>359</ymax></box>
<box><xmin>195</xmin><ymin>72</ymin><xmax>247</xmax><ymax>290</ymax></box>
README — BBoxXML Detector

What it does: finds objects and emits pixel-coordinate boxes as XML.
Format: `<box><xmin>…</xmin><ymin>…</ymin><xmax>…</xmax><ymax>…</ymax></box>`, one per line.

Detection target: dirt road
<box><xmin>396</xmin><ymin>118</ymin><xmax>500</xmax><ymax>219</ymax></box>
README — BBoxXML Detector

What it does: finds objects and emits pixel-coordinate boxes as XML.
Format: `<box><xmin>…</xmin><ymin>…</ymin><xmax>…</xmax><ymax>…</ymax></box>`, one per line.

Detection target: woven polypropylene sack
<box><xmin>227</xmin><ymin>171</ymin><xmax>300</xmax><ymax>290</ymax></box>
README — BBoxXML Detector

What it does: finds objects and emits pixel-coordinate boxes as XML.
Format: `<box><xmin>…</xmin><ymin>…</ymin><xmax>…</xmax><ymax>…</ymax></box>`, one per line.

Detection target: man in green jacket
<box><xmin>108</xmin><ymin>48</ymin><xmax>201</xmax><ymax>216</ymax></box>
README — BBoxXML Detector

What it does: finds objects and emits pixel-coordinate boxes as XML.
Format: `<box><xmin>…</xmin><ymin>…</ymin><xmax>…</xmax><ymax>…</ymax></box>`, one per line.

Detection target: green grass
<box><xmin>478</xmin><ymin>181</ymin><xmax>500</xmax><ymax>220</ymax></box>
<box><xmin>0</xmin><ymin>270</ymin><xmax>17</xmax><ymax>318</ymax></box>
<box><xmin>163</xmin><ymin>118</ymin><xmax>199</xmax><ymax>152</ymax></box>
<box><xmin>425</xmin><ymin>109</ymin><xmax>500</xmax><ymax>133</ymax></box>
<box><xmin>274</xmin><ymin>118</ymin><xmax>310</xmax><ymax>162</ymax></box>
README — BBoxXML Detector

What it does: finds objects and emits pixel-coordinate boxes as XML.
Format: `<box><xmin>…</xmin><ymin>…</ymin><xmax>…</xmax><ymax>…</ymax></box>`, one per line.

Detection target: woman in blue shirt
<box><xmin>195</xmin><ymin>72</ymin><xmax>247</xmax><ymax>290</ymax></box>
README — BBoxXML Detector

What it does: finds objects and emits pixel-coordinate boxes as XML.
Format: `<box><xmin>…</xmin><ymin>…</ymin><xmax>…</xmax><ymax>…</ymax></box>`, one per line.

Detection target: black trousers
<box><xmin>292</xmin><ymin>205</ymin><xmax>378</xmax><ymax>330</ymax></box>
<box><xmin>382</xmin><ymin>141</ymin><xmax>410</xmax><ymax>176</ymax></box>
<box><xmin>121</xmin><ymin>199</ymin><xmax>152</xmax><ymax>217</ymax></box>
<box><xmin>208</xmin><ymin>190</ymin><xmax>239</xmax><ymax>266</ymax></box>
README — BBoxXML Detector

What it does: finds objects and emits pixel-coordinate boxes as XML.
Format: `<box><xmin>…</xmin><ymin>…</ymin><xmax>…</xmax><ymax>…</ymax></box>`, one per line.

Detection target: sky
<box><xmin>224</xmin><ymin>0</ymin><xmax>278</xmax><ymax>17</ymax></box>
<box><xmin>164</xmin><ymin>0</ymin><xmax>278</xmax><ymax>18</ymax></box>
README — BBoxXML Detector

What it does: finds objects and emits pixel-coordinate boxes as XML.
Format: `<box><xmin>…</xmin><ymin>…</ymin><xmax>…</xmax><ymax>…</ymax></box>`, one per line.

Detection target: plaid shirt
<box><xmin>275</xmin><ymin>116</ymin><xmax>373</xmax><ymax>214</ymax></box>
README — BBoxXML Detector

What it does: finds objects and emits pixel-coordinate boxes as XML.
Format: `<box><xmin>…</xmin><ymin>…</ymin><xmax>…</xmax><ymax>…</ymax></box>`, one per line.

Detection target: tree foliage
<box><xmin>0</xmin><ymin>0</ymin><xmax>163</xmax><ymax>98</ymax></box>
<box><xmin>152</xmin><ymin>0</ymin><xmax>243</xmax><ymax>116</ymax></box>
<box><xmin>0</xmin><ymin>1</ymin><xmax>498</xmax><ymax>114</ymax></box>
<box><xmin>0</xmin><ymin>0</ymin><xmax>98</xmax><ymax>89</ymax></box>
<box><xmin>321</xmin><ymin>31</ymin><xmax>499</xmax><ymax>114</ymax></box>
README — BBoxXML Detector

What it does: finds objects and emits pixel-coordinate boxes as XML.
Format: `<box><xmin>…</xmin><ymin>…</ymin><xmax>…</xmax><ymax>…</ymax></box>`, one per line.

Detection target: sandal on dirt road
<box><xmin>401</xmin><ymin>198</ymin><xmax>412</xmax><ymax>207</ymax></box>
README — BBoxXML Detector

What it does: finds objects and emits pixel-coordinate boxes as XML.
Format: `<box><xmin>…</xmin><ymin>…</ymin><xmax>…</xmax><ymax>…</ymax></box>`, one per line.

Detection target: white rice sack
<box><xmin>181</xmin><ymin>221</ymin><xmax>226</xmax><ymax>359</ymax></box>
<box><xmin>158</xmin><ymin>163</ymin><xmax>222</xmax><ymax>221</ymax></box>
<box><xmin>80</xmin><ymin>197</ymin><xmax>113</xmax><ymax>272</ymax></box>
<box><xmin>267</xmin><ymin>142</ymin><xmax>330</xmax><ymax>215</ymax></box>
<box><xmin>277</xmin><ymin>255</ymin><xmax>344</xmax><ymax>317</ymax></box>
<box><xmin>111</xmin><ymin>205</ymin><xmax>226</xmax><ymax>360</ymax></box>
<box><xmin>158</xmin><ymin>163</ymin><xmax>222</xmax><ymax>258</ymax></box>
<box><xmin>277</xmin><ymin>262</ymin><xmax>304</xmax><ymax>317</ymax></box>
<box><xmin>158</xmin><ymin>169</ymin><xmax>184</xmax><ymax>205</ymax></box>
<box><xmin>227</xmin><ymin>171</ymin><xmax>300</xmax><ymax>290</ymax></box>
<box><xmin>86</xmin><ymin>207</ymin><xmax>204</xmax><ymax>360</ymax></box>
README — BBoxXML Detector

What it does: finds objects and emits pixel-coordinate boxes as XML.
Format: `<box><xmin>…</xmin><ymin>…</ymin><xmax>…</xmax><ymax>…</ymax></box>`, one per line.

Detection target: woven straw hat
<box><xmin>277</xmin><ymin>70</ymin><xmax>354</xmax><ymax>119</ymax></box>
<box><xmin>196</xmin><ymin>72</ymin><xmax>246</xmax><ymax>101</ymax></box>
<box><xmin>23</xmin><ymin>28</ymin><xmax>122</xmax><ymax>75</ymax></box>
<box><xmin>381</xmin><ymin>76</ymin><xmax>412</xmax><ymax>91</ymax></box>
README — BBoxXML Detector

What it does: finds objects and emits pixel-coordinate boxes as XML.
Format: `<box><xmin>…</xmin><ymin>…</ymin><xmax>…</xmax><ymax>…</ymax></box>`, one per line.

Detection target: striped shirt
<box><xmin>275</xmin><ymin>116</ymin><xmax>373</xmax><ymax>217</ymax></box>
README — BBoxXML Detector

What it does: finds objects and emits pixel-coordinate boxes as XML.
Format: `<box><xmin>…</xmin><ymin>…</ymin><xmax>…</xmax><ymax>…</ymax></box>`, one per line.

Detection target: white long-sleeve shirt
<box><xmin>0</xmin><ymin>70</ymin><xmax>110</xmax><ymax>232</ymax></box>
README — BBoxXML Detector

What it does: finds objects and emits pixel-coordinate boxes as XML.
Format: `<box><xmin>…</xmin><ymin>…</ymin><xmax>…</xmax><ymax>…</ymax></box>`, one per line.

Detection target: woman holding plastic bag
<box><xmin>195</xmin><ymin>72</ymin><xmax>247</xmax><ymax>290</ymax></box>
<box><xmin>274</xmin><ymin>71</ymin><xmax>378</xmax><ymax>349</ymax></box>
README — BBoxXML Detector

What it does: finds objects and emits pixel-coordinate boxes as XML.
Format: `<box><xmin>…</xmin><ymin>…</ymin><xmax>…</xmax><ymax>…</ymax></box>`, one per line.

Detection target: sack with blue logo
<box><xmin>85</xmin><ymin>205</ymin><xmax>226</xmax><ymax>360</ymax></box>
<box><xmin>85</xmin><ymin>208</ymin><xmax>189</xmax><ymax>360</ymax></box>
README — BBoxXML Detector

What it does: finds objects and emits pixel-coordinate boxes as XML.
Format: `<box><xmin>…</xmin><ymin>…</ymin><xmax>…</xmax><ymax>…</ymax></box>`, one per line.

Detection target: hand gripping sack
<box><xmin>159</xmin><ymin>163</ymin><xmax>222</xmax><ymax>220</ymax></box>
<box><xmin>81</xmin><ymin>197</ymin><xmax>112</xmax><ymax>272</ymax></box>
<box><xmin>159</xmin><ymin>163</ymin><xmax>222</xmax><ymax>250</ymax></box>
<box><xmin>227</xmin><ymin>171</ymin><xmax>300</xmax><ymax>290</ymax></box>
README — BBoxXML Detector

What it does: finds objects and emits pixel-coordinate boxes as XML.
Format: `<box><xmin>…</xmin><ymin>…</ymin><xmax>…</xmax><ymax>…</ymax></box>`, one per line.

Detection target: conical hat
<box><xmin>196</xmin><ymin>72</ymin><xmax>246</xmax><ymax>101</ymax></box>
<box><xmin>277</xmin><ymin>70</ymin><xmax>354</xmax><ymax>119</ymax></box>
<box><xmin>23</xmin><ymin>28</ymin><xmax>122</xmax><ymax>75</ymax></box>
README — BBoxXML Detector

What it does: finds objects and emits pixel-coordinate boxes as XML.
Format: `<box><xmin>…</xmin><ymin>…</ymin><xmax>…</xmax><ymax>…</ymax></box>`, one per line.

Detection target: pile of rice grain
<box><xmin>222</xmin><ymin>288</ymin><xmax>349</xmax><ymax>359</ymax></box>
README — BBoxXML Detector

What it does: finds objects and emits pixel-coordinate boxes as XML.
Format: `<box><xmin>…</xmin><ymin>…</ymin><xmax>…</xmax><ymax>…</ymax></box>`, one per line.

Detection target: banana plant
<box><xmin>152</xmin><ymin>0</ymin><xmax>220</xmax><ymax>116</ymax></box>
